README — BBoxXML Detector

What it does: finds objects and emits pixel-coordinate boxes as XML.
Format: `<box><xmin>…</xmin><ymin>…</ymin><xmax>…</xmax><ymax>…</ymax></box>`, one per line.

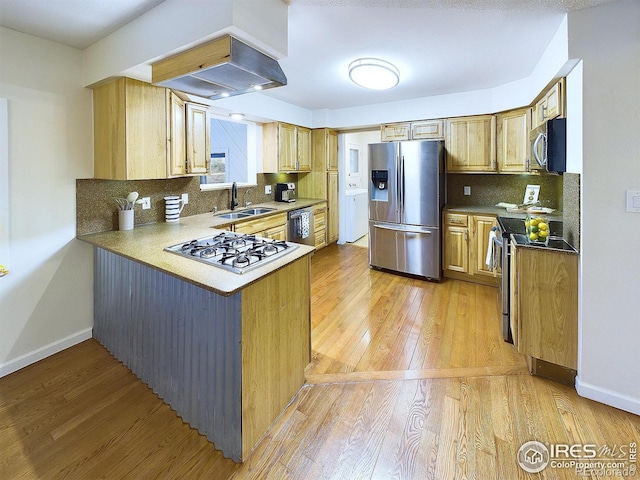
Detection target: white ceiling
<box><xmin>0</xmin><ymin>0</ymin><xmax>615</xmax><ymax>110</ymax></box>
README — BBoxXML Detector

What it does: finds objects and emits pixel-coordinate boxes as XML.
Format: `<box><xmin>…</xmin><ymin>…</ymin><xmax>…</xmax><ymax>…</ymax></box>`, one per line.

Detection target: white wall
<box><xmin>0</xmin><ymin>27</ymin><xmax>94</xmax><ymax>376</ymax></box>
<box><xmin>569</xmin><ymin>0</ymin><xmax>640</xmax><ymax>414</ymax></box>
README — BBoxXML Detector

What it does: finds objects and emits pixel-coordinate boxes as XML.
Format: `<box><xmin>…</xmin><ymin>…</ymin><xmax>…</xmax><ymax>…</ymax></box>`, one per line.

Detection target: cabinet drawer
<box><xmin>234</xmin><ymin>212</ymin><xmax>287</xmax><ymax>235</ymax></box>
<box><xmin>445</xmin><ymin>213</ymin><xmax>468</xmax><ymax>226</ymax></box>
<box><xmin>315</xmin><ymin>228</ymin><xmax>327</xmax><ymax>247</ymax></box>
<box><xmin>314</xmin><ymin>213</ymin><xmax>326</xmax><ymax>229</ymax></box>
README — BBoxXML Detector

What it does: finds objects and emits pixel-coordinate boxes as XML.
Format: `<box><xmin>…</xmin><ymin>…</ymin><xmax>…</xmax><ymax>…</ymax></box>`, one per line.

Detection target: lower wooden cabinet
<box><xmin>233</xmin><ymin>213</ymin><xmax>288</xmax><ymax>240</ymax></box>
<box><xmin>314</xmin><ymin>203</ymin><xmax>327</xmax><ymax>249</ymax></box>
<box><xmin>511</xmin><ymin>241</ymin><xmax>578</xmax><ymax>370</ymax></box>
<box><xmin>443</xmin><ymin>212</ymin><xmax>498</xmax><ymax>286</ymax></box>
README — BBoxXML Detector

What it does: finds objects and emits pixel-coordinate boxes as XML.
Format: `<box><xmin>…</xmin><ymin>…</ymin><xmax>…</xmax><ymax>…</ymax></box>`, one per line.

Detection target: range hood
<box><xmin>152</xmin><ymin>35</ymin><xmax>286</xmax><ymax>100</ymax></box>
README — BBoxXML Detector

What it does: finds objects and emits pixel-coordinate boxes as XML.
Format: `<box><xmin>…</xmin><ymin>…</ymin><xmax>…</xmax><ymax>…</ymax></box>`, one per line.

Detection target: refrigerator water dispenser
<box><xmin>371</xmin><ymin>170</ymin><xmax>388</xmax><ymax>201</ymax></box>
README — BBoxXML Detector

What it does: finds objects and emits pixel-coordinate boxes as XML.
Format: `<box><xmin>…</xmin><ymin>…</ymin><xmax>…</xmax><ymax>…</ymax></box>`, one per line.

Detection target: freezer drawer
<box><xmin>368</xmin><ymin>221</ymin><xmax>441</xmax><ymax>280</ymax></box>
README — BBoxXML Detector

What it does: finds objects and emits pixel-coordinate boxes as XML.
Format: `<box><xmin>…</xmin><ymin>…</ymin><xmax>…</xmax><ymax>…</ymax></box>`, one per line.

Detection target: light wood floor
<box><xmin>1</xmin><ymin>243</ymin><xmax>639</xmax><ymax>479</ymax></box>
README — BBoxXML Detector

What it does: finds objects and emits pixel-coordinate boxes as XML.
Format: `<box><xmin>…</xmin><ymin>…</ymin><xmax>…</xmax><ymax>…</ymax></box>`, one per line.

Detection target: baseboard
<box><xmin>0</xmin><ymin>328</ymin><xmax>93</xmax><ymax>378</ymax></box>
<box><xmin>576</xmin><ymin>376</ymin><xmax>640</xmax><ymax>416</ymax></box>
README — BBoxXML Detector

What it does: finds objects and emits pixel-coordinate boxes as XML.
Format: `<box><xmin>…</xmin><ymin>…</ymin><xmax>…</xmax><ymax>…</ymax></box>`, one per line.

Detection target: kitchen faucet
<box><xmin>230</xmin><ymin>182</ymin><xmax>239</xmax><ymax>211</ymax></box>
<box><xmin>244</xmin><ymin>188</ymin><xmax>253</xmax><ymax>208</ymax></box>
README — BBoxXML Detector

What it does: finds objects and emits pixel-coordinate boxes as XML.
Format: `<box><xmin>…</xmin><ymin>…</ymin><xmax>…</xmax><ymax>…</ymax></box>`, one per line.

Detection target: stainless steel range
<box><xmin>165</xmin><ymin>232</ymin><xmax>299</xmax><ymax>274</ymax></box>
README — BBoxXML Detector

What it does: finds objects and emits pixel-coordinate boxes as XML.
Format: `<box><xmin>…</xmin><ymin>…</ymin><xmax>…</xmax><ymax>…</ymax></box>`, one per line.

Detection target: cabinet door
<box><xmin>411</xmin><ymin>120</ymin><xmax>445</xmax><ymax>140</ymax></box>
<box><xmin>327</xmin><ymin>130</ymin><xmax>338</xmax><ymax>171</ymax></box>
<box><xmin>381</xmin><ymin>123</ymin><xmax>410</xmax><ymax>142</ymax></box>
<box><xmin>531</xmin><ymin>80</ymin><xmax>564</xmax><ymax>130</ymax></box>
<box><xmin>168</xmin><ymin>93</ymin><xmax>186</xmax><ymax>177</ymax></box>
<box><xmin>446</xmin><ymin>115</ymin><xmax>496</xmax><ymax>172</ymax></box>
<box><xmin>544</xmin><ymin>81</ymin><xmax>563</xmax><ymax>121</ymax></box>
<box><xmin>186</xmin><ymin>103</ymin><xmax>209</xmax><ymax>174</ymax></box>
<box><xmin>94</xmin><ymin>78</ymin><xmax>168</xmax><ymax>180</ymax></box>
<box><xmin>496</xmin><ymin>109</ymin><xmax>530</xmax><ymax>173</ymax></box>
<box><xmin>444</xmin><ymin>226</ymin><xmax>468</xmax><ymax>273</ymax></box>
<box><xmin>471</xmin><ymin>215</ymin><xmax>497</xmax><ymax>277</ymax></box>
<box><xmin>279</xmin><ymin>123</ymin><xmax>297</xmax><ymax>171</ymax></box>
<box><xmin>297</xmin><ymin>127</ymin><xmax>312</xmax><ymax>172</ymax></box>
<box><xmin>517</xmin><ymin>248</ymin><xmax>578</xmax><ymax>369</ymax></box>
<box><xmin>327</xmin><ymin>172</ymin><xmax>339</xmax><ymax>243</ymax></box>
<box><xmin>125</xmin><ymin>79</ymin><xmax>168</xmax><ymax>180</ymax></box>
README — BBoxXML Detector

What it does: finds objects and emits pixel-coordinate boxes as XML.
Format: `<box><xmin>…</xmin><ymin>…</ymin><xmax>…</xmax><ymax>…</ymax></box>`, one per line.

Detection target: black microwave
<box><xmin>529</xmin><ymin>117</ymin><xmax>566</xmax><ymax>173</ymax></box>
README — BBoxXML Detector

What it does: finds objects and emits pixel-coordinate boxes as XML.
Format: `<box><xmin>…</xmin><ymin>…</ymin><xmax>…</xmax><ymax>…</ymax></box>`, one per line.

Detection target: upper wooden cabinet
<box><xmin>167</xmin><ymin>93</ymin><xmax>186</xmax><ymax>177</ymax></box>
<box><xmin>312</xmin><ymin>129</ymin><xmax>340</xmax><ymax>171</ymax></box>
<box><xmin>381</xmin><ymin>120</ymin><xmax>445</xmax><ymax>142</ymax></box>
<box><xmin>94</xmin><ymin>78</ymin><xmax>210</xmax><ymax>180</ymax></box>
<box><xmin>297</xmin><ymin>126</ymin><xmax>312</xmax><ymax>172</ymax></box>
<box><xmin>94</xmin><ymin>77</ymin><xmax>168</xmax><ymax>180</ymax></box>
<box><xmin>496</xmin><ymin>108</ymin><xmax>531</xmax><ymax>173</ymax></box>
<box><xmin>185</xmin><ymin>103</ymin><xmax>210</xmax><ymax>175</ymax></box>
<box><xmin>446</xmin><ymin>115</ymin><xmax>496</xmax><ymax>172</ymax></box>
<box><xmin>167</xmin><ymin>95</ymin><xmax>210</xmax><ymax>177</ymax></box>
<box><xmin>532</xmin><ymin>79</ymin><xmax>565</xmax><ymax>130</ymax></box>
<box><xmin>263</xmin><ymin>122</ymin><xmax>312</xmax><ymax>173</ymax></box>
<box><xmin>411</xmin><ymin>120</ymin><xmax>445</xmax><ymax>140</ymax></box>
<box><xmin>380</xmin><ymin>123</ymin><xmax>410</xmax><ymax>141</ymax></box>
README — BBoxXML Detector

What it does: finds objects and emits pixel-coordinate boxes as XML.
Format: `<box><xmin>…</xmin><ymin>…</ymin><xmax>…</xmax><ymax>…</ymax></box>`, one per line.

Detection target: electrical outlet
<box><xmin>463</xmin><ymin>186</ymin><xmax>471</xmax><ymax>196</ymax></box>
<box><xmin>141</xmin><ymin>197</ymin><xmax>151</xmax><ymax>210</ymax></box>
<box><xmin>182</xmin><ymin>193</ymin><xmax>189</xmax><ymax>205</ymax></box>
<box><xmin>265</xmin><ymin>185</ymin><xmax>272</xmax><ymax>195</ymax></box>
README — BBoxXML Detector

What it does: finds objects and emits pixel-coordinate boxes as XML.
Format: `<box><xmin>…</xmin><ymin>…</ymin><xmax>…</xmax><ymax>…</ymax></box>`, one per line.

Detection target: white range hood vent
<box><xmin>152</xmin><ymin>35</ymin><xmax>287</xmax><ymax>100</ymax></box>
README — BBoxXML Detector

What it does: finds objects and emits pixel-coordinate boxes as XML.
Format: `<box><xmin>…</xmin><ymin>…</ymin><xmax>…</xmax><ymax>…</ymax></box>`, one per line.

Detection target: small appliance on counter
<box><xmin>276</xmin><ymin>183</ymin><xmax>296</xmax><ymax>203</ymax></box>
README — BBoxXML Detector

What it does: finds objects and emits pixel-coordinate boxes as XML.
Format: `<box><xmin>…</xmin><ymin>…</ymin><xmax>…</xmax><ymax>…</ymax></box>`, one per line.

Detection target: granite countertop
<box><xmin>445</xmin><ymin>204</ymin><xmax>564</xmax><ymax>221</ymax></box>
<box><xmin>77</xmin><ymin>199</ymin><xmax>324</xmax><ymax>296</ymax></box>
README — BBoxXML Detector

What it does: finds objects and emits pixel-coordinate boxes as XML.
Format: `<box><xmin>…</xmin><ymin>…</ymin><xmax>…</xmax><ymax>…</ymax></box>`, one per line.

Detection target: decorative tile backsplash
<box><xmin>76</xmin><ymin>173</ymin><xmax>297</xmax><ymax>235</ymax></box>
<box><xmin>447</xmin><ymin>173</ymin><xmax>563</xmax><ymax>209</ymax></box>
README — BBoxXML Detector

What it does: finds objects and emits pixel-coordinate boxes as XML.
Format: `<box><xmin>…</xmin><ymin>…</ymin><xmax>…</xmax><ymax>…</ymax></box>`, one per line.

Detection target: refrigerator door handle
<box><xmin>396</xmin><ymin>155</ymin><xmax>402</xmax><ymax>219</ymax></box>
<box><xmin>373</xmin><ymin>223</ymin><xmax>433</xmax><ymax>235</ymax></box>
<box><xmin>400</xmin><ymin>155</ymin><xmax>405</xmax><ymax>220</ymax></box>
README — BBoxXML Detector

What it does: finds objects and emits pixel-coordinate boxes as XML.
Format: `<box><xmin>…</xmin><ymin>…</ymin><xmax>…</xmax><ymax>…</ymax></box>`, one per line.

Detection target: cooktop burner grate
<box><xmin>165</xmin><ymin>232</ymin><xmax>299</xmax><ymax>274</ymax></box>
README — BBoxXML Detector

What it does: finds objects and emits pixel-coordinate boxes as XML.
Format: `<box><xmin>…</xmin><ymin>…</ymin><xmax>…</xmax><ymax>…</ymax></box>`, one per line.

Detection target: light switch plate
<box><xmin>626</xmin><ymin>190</ymin><xmax>640</xmax><ymax>212</ymax></box>
<box><xmin>463</xmin><ymin>186</ymin><xmax>471</xmax><ymax>196</ymax></box>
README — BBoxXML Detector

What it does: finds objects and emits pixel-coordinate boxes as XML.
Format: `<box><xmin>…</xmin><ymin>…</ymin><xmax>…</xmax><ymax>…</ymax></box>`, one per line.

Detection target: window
<box><xmin>347</xmin><ymin>143</ymin><xmax>362</xmax><ymax>187</ymax></box>
<box><xmin>200</xmin><ymin>114</ymin><xmax>257</xmax><ymax>190</ymax></box>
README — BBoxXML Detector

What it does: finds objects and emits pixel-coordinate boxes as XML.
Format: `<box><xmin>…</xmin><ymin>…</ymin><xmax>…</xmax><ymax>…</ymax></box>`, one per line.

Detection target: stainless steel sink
<box><xmin>217</xmin><ymin>212</ymin><xmax>252</xmax><ymax>220</ymax></box>
<box><xmin>216</xmin><ymin>207</ymin><xmax>276</xmax><ymax>220</ymax></box>
<box><xmin>241</xmin><ymin>207</ymin><xmax>276</xmax><ymax>215</ymax></box>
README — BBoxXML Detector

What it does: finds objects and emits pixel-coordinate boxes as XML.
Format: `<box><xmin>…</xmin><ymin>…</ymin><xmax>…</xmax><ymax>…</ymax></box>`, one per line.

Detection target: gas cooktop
<box><xmin>164</xmin><ymin>232</ymin><xmax>299</xmax><ymax>274</ymax></box>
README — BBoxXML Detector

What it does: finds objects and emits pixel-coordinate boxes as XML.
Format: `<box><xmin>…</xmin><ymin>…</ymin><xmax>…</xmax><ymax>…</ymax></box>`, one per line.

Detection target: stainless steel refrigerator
<box><xmin>368</xmin><ymin>140</ymin><xmax>445</xmax><ymax>280</ymax></box>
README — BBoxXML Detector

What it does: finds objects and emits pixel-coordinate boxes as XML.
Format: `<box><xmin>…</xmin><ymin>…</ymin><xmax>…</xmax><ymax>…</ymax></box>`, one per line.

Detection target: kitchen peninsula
<box><xmin>78</xmin><ymin>211</ymin><xmax>316</xmax><ymax>462</ymax></box>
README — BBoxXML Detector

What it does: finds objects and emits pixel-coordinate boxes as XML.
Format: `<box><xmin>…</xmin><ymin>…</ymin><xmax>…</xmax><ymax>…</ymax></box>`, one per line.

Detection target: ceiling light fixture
<box><xmin>348</xmin><ymin>58</ymin><xmax>399</xmax><ymax>90</ymax></box>
<box><xmin>229</xmin><ymin>113</ymin><xmax>245</xmax><ymax>120</ymax></box>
